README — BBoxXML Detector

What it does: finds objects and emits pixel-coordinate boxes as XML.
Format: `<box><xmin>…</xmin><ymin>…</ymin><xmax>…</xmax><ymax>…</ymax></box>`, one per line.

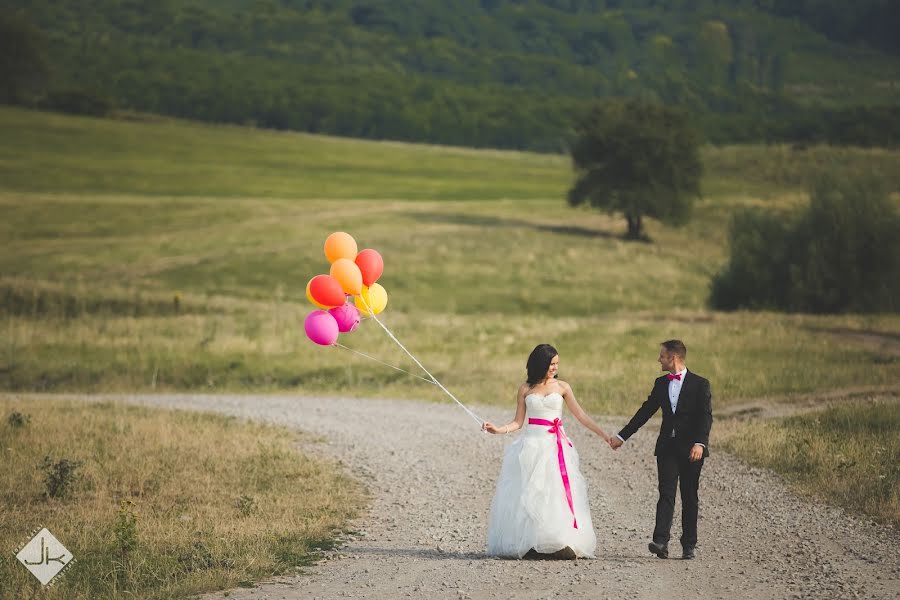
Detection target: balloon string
<box><xmin>358</xmin><ymin>293</ymin><xmax>484</xmax><ymax>426</ymax></box>
<box><xmin>333</xmin><ymin>343</ymin><xmax>437</xmax><ymax>385</ymax></box>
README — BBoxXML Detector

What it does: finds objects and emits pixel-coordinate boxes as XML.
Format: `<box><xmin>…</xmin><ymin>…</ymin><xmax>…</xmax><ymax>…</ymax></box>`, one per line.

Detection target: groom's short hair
<box><xmin>661</xmin><ymin>339</ymin><xmax>687</xmax><ymax>359</ymax></box>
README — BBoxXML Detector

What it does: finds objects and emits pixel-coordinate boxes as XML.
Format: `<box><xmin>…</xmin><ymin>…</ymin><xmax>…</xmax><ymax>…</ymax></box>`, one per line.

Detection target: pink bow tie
<box><xmin>667</xmin><ymin>373</ymin><xmax>682</xmax><ymax>381</ymax></box>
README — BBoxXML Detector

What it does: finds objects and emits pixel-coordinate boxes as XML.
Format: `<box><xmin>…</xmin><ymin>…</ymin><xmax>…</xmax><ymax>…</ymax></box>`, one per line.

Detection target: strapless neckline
<box><xmin>525</xmin><ymin>392</ymin><xmax>563</xmax><ymax>400</ymax></box>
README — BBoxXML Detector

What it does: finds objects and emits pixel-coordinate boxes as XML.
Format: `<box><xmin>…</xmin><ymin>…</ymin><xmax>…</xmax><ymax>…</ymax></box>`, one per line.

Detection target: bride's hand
<box><xmin>482</xmin><ymin>421</ymin><xmax>501</xmax><ymax>434</ymax></box>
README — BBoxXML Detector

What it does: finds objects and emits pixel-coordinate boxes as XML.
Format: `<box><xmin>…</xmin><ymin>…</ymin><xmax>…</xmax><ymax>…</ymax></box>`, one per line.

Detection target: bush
<box><xmin>6</xmin><ymin>411</ymin><xmax>31</xmax><ymax>427</ymax></box>
<box><xmin>710</xmin><ymin>172</ymin><xmax>900</xmax><ymax>313</ymax></box>
<box><xmin>40</xmin><ymin>455</ymin><xmax>83</xmax><ymax>498</ymax></box>
<box><xmin>709</xmin><ymin>209</ymin><xmax>794</xmax><ymax>310</ymax></box>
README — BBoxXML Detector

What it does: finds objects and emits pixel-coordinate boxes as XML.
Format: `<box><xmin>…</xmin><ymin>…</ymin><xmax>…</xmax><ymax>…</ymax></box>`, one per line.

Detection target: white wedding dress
<box><xmin>486</xmin><ymin>392</ymin><xmax>597</xmax><ymax>558</ymax></box>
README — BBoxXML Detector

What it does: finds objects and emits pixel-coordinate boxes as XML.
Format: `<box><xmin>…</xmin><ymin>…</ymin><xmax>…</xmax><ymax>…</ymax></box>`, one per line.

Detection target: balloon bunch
<box><xmin>304</xmin><ymin>232</ymin><xmax>387</xmax><ymax>346</ymax></box>
<box><xmin>303</xmin><ymin>231</ymin><xmax>484</xmax><ymax>426</ymax></box>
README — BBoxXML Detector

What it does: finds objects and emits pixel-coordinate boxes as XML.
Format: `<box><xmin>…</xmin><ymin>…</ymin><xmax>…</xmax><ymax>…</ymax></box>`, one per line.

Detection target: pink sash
<box><xmin>528</xmin><ymin>417</ymin><xmax>577</xmax><ymax>529</ymax></box>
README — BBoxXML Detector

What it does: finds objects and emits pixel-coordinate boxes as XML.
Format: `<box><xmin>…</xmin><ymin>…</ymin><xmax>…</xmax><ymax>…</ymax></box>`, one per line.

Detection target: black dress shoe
<box><xmin>682</xmin><ymin>547</ymin><xmax>695</xmax><ymax>560</ymax></box>
<box><xmin>648</xmin><ymin>541</ymin><xmax>668</xmax><ymax>559</ymax></box>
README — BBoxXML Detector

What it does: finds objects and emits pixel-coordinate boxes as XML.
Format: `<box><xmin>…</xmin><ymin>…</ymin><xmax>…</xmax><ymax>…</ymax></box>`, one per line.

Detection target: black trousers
<box><xmin>653</xmin><ymin>443</ymin><xmax>704</xmax><ymax>548</ymax></box>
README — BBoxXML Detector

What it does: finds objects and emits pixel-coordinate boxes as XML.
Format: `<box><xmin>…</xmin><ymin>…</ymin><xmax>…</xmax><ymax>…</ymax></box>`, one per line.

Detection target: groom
<box><xmin>608</xmin><ymin>340</ymin><xmax>712</xmax><ymax>560</ymax></box>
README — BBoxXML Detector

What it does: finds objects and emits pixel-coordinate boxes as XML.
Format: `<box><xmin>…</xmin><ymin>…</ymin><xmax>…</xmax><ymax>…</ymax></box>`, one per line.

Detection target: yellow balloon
<box><xmin>306</xmin><ymin>279</ymin><xmax>330</xmax><ymax>310</ymax></box>
<box><xmin>324</xmin><ymin>231</ymin><xmax>358</xmax><ymax>263</ymax></box>
<box><xmin>355</xmin><ymin>283</ymin><xmax>388</xmax><ymax>316</ymax></box>
<box><xmin>330</xmin><ymin>258</ymin><xmax>363</xmax><ymax>296</ymax></box>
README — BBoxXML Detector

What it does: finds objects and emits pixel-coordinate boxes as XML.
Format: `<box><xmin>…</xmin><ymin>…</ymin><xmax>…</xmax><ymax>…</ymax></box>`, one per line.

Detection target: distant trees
<box><xmin>766</xmin><ymin>0</ymin><xmax>900</xmax><ymax>56</ymax></box>
<box><xmin>0</xmin><ymin>11</ymin><xmax>49</xmax><ymax>105</ymax></box>
<box><xmin>710</xmin><ymin>172</ymin><xmax>900</xmax><ymax>313</ymax></box>
<box><xmin>38</xmin><ymin>88</ymin><xmax>113</xmax><ymax>117</ymax></box>
<box><xmin>567</xmin><ymin>100</ymin><xmax>703</xmax><ymax>239</ymax></box>
<box><xmin>3</xmin><ymin>0</ymin><xmax>899</xmax><ymax>149</ymax></box>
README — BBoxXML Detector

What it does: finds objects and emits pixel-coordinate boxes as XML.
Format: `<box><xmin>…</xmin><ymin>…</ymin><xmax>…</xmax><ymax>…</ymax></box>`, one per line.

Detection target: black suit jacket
<box><xmin>618</xmin><ymin>371</ymin><xmax>713</xmax><ymax>458</ymax></box>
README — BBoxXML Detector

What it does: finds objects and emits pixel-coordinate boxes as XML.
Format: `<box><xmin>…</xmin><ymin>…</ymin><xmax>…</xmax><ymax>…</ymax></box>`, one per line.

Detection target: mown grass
<box><xmin>0</xmin><ymin>107</ymin><xmax>569</xmax><ymax>201</ymax></box>
<box><xmin>0</xmin><ymin>397</ymin><xmax>365</xmax><ymax>599</ymax></box>
<box><xmin>719</xmin><ymin>396</ymin><xmax>900</xmax><ymax>529</ymax></box>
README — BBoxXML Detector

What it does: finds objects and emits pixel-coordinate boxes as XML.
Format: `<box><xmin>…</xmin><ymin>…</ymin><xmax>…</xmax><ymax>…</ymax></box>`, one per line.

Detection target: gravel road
<box><xmin>112</xmin><ymin>394</ymin><xmax>899</xmax><ymax>600</ymax></box>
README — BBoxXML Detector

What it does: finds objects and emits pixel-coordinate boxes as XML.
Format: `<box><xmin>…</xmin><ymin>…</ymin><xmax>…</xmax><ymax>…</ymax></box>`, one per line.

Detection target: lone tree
<box><xmin>567</xmin><ymin>100</ymin><xmax>703</xmax><ymax>240</ymax></box>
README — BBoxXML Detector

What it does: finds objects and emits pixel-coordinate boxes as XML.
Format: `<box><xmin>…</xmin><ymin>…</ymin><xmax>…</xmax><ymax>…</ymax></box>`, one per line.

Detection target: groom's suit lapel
<box><xmin>658</xmin><ymin>377</ymin><xmax>673</xmax><ymax>417</ymax></box>
<box><xmin>675</xmin><ymin>372</ymin><xmax>696</xmax><ymax>414</ymax></box>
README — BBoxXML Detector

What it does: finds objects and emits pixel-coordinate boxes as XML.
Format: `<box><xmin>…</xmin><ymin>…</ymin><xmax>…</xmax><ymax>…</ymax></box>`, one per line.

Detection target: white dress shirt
<box><xmin>668</xmin><ymin>368</ymin><xmax>688</xmax><ymax>415</ymax></box>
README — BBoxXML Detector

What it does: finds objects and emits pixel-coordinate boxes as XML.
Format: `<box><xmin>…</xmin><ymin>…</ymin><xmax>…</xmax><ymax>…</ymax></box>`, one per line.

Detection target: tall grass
<box><xmin>0</xmin><ymin>397</ymin><xmax>365</xmax><ymax>599</ymax></box>
<box><xmin>720</xmin><ymin>397</ymin><xmax>900</xmax><ymax>529</ymax></box>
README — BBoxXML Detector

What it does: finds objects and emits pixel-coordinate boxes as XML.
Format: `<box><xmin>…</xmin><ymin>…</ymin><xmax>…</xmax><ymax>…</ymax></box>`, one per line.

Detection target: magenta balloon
<box><xmin>328</xmin><ymin>303</ymin><xmax>360</xmax><ymax>333</ymax></box>
<box><xmin>304</xmin><ymin>310</ymin><xmax>339</xmax><ymax>346</ymax></box>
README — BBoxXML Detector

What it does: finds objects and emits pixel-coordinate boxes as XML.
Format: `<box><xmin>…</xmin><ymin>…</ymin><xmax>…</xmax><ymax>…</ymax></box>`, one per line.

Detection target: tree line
<box><xmin>2</xmin><ymin>1</ymin><xmax>899</xmax><ymax>149</ymax></box>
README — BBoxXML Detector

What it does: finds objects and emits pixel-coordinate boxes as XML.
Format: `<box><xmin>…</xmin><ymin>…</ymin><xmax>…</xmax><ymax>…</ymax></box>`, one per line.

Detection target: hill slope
<box><xmin>4</xmin><ymin>0</ymin><xmax>900</xmax><ymax>149</ymax></box>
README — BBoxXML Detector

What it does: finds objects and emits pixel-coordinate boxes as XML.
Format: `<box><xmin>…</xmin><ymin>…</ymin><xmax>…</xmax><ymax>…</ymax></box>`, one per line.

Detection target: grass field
<box><xmin>2</xmin><ymin>106</ymin><xmax>899</xmax><ymax>415</ymax></box>
<box><xmin>0</xmin><ymin>396</ymin><xmax>364</xmax><ymax>599</ymax></box>
<box><xmin>719</xmin><ymin>395</ymin><xmax>899</xmax><ymax>528</ymax></box>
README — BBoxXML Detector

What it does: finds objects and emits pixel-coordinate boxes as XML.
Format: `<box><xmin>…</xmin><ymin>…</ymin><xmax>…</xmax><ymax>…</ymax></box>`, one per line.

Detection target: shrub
<box><xmin>709</xmin><ymin>209</ymin><xmax>793</xmax><ymax>310</ymax></box>
<box><xmin>6</xmin><ymin>411</ymin><xmax>31</xmax><ymax>427</ymax></box>
<box><xmin>40</xmin><ymin>455</ymin><xmax>83</xmax><ymax>498</ymax></box>
<box><xmin>711</xmin><ymin>171</ymin><xmax>900</xmax><ymax>313</ymax></box>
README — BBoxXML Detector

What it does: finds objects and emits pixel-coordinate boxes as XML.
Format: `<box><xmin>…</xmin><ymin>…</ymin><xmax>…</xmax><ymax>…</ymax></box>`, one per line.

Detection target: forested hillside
<box><xmin>3</xmin><ymin>0</ymin><xmax>899</xmax><ymax>149</ymax></box>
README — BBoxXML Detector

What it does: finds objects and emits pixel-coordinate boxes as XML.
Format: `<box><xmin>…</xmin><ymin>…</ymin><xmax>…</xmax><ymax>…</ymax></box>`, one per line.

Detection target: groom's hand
<box><xmin>608</xmin><ymin>437</ymin><xmax>623</xmax><ymax>450</ymax></box>
<box><xmin>689</xmin><ymin>444</ymin><xmax>704</xmax><ymax>462</ymax></box>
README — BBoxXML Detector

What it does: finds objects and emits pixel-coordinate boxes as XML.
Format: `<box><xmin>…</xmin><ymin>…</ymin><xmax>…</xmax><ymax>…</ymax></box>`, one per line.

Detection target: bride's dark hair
<box><xmin>526</xmin><ymin>344</ymin><xmax>558</xmax><ymax>387</ymax></box>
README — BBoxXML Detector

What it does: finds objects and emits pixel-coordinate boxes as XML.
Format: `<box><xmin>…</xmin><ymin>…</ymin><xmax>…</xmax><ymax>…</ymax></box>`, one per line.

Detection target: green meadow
<box><xmin>2</xmin><ymin>106</ymin><xmax>899</xmax><ymax>415</ymax></box>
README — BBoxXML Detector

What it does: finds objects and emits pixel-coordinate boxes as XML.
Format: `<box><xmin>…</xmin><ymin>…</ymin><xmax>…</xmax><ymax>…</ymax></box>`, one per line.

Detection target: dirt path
<box><xmin>92</xmin><ymin>393</ymin><xmax>897</xmax><ymax>600</ymax></box>
<box><xmin>716</xmin><ymin>386</ymin><xmax>898</xmax><ymax>420</ymax></box>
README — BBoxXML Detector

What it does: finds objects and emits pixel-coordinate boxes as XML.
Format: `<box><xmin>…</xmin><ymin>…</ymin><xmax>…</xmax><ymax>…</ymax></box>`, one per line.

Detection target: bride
<box><xmin>482</xmin><ymin>343</ymin><xmax>610</xmax><ymax>559</ymax></box>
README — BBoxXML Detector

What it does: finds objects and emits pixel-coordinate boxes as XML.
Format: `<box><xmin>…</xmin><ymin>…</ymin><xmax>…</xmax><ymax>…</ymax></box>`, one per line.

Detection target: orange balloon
<box><xmin>324</xmin><ymin>232</ymin><xmax>358</xmax><ymax>264</ymax></box>
<box><xmin>330</xmin><ymin>258</ymin><xmax>363</xmax><ymax>295</ymax></box>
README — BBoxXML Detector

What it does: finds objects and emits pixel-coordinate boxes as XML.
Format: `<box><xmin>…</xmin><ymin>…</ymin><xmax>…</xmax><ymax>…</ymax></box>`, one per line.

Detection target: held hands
<box><xmin>608</xmin><ymin>436</ymin><xmax>623</xmax><ymax>450</ymax></box>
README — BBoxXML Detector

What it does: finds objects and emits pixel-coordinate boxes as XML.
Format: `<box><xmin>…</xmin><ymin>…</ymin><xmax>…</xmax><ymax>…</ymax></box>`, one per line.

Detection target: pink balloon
<box><xmin>328</xmin><ymin>303</ymin><xmax>360</xmax><ymax>333</ymax></box>
<box><xmin>304</xmin><ymin>310</ymin><xmax>339</xmax><ymax>346</ymax></box>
